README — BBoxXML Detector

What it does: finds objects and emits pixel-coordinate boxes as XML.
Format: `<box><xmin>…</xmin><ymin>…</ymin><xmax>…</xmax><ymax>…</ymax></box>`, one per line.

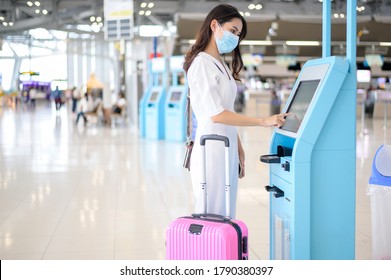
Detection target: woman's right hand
<box><xmin>262</xmin><ymin>113</ymin><xmax>290</xmax><ymax>127</ymax></box>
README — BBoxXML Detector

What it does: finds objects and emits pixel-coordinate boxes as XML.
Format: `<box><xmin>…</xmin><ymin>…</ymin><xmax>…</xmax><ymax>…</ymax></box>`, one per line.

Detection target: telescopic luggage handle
<box><xmin>200</xmin><ymin>134</ymin><xmax>230</xmax><ymax>147</ymax></box>
<box><xmin>199</xmin><ymin>134</ymin><xmax>231</xmax><ymax>218</ymax></box>
<box><xmin>191</xmin><ymin>213</ymin><xmax>231</xmax><ymax>222</ymax></box>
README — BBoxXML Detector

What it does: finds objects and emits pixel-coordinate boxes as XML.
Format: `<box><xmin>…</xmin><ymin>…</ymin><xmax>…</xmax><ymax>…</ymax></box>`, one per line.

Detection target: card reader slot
<box><xmin>265</xmin><ymin>185</ymin><xmax>285</xmax><ymax>198</ymax></box>
<box><xmin>260</xmin><ymin>155</ymin><xmax>281</xmax><ymax>163</ymax></box>
<box><xmin>260</xmin><ymin>145</ymin><xmax>292</xmax><ymax>164</ymax></box>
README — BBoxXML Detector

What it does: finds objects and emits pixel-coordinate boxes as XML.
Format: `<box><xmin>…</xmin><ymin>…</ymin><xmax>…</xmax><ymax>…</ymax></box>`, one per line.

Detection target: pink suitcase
<box><xmin>166</xmin><ymin>134</ymin><xmax>249</xmax><ymax>260</ymax></box>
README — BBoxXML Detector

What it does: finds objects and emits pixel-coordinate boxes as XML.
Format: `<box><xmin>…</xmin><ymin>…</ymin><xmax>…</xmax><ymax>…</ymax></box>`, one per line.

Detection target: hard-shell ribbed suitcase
<box><xmin>166</xmin><ymin>134</ymin><xmax>249</xmax><ymax>260</ymax></box>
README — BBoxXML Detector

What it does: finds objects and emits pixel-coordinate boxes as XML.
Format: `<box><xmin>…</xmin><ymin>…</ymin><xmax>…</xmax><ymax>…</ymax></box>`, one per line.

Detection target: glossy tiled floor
<box><xmin>0</xmin><ymin>99</ymin><xmax>389</xmax><ymax>260</ymax></box>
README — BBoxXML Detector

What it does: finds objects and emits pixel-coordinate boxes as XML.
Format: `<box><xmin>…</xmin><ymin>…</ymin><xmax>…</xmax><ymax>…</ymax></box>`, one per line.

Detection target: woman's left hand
<box><xmin>238</xmin><ymin>148</ymin><xmax>245</xmax><ymax>179</ymax></box>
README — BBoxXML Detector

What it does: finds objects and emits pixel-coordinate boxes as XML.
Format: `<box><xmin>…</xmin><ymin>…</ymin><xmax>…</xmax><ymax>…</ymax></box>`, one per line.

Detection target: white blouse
<box><xmin>187</xmin><ymin>52</ymin><xmax>239</xmax><ymax>218</ymax></box>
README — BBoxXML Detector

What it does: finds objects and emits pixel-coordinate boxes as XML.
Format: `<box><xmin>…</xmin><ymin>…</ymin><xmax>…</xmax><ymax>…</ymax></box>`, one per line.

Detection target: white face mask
<box><xmin>214</xmin><ymin>23</ymin><xmax>239</xmax><ymax>54</ymax></box>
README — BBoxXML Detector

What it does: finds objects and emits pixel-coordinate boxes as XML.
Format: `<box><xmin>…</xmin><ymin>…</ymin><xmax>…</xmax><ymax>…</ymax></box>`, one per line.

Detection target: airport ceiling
<box><xmin>1</xmin><ymin>0</ymin><xmax>391</xmax><ymax>58</ymax></box>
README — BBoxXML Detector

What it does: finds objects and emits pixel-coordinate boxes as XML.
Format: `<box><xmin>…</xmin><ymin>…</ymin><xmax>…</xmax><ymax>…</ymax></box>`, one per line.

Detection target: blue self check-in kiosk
<box><xmin>139</xmin><ymin>85</ymin><xmax>150</xmax><ymax>138</ymax></box>
<box><xmin>260</xmin><ymin>0</ymin><xmax>357</xmax><ymax>259</ymax></box>
<box><xmin>165</xmin><ymin>56</ymin><xmax>187</xmax><ymax>141</ymax></box>
<box><xmin>144</xmin><ymin>57</ymin><xmax>167</xmax><ymax>140</ymax></box>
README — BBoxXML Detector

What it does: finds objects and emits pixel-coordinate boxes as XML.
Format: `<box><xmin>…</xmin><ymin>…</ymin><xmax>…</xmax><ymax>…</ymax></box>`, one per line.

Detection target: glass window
<box><xmin>20</xmin><ymin>54</ymin><xmax>67</xmax><ymax>85</ymax></box>
<box><xmin>0</xmin><ymin>59</ymin><xmax>15</xmax><ymax>91</ymax></box>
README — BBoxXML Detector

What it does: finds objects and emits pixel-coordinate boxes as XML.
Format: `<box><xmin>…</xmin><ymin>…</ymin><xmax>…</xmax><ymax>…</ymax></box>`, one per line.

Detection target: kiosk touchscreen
<box><xmin>279</xmin><ymin>80</ymin><xmax>320</xmax><ymax>134</ymax></box>
<box><xmin>149</xmin><ymin>91</ymin><xmax>159</xmax><ymax>102</ymax></box>
<box><xmin>169</xmin><ymin>91</ymin><xmax>182</xmax><ymax>102</ymax></box>
<box><xmin>261</xmin><ymin>55</ymin><xmax>356</xmax><ymax>260</ymax></box>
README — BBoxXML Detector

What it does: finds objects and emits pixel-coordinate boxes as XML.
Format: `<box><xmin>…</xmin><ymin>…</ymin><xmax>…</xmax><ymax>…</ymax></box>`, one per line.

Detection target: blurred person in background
<box><xmin>51</xmin><ymin>86</ymin><xmax>63</xmax><ymax>111</ymax></box>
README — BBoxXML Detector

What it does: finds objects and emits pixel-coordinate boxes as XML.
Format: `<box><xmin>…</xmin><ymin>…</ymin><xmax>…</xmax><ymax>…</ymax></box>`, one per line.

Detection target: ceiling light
<box><xmin>3</xmin><ymin>22</ymin><xmax>8</xmax><ymax>26</ymax></box>
<box><xmin>90</xmin><ymin>16</ymin><xmax>95</xmax><ymax>22</ymax></box>
<box><xmin>148</xmin><ymin>3</ymin><xmax>155</xmax><ymax>8</ymax></box>
<box><xmin>0</xmin><ymin>16</ymin><xmax>4</xmax><ymax>21</ymax></box>
<box><xmin>91</xmin><ymin>24</ymin><xmax>100</xmax><ymax>33</ymax></box>
<box><xmin>169</xmin><ymin>25</ymin><xmax>177</xmax><ymax>33</ymax></box>
<box><xmin>9</xmin><ymin>22</ymin><xmax>14</xmax><ymax>26</ymax></box>
<box><xmin>42</xmin><ymin>9</ymin><xmax>48</xmax><ymax>15</ymax></box>
<box><xmin>248</xmin><ymin>4</ymin><xmax>255</xmax><ymax>10</ymax></box>
<box><xmin>242</xmin><ymin>40</ymin><xmax>272</xmax><ymax>46</ymax></box>
<box><xmin>357</xmin><ymin>6</ymin><xmax>366</xmax><ymax>12</ymax></box>
<box><xmin>245</xmin><ymin>12</ymin><xmax>251</xmax><ymax>17</ymax></box>
<box><xmin>380</xmin><ymin>42</ymin><xmax>391</xmax><ymax>47</ymax></box>
<box><xmin>139</xmin><ymin>10</ymin><xmax>145</xmax><ymax>15</ymax></box>
<box><xmin>334</xmin><ymin>13</ymin><xmax>339</xmax><ymax>18</ymax></box>
<box><xmin>161</xmin><ymin>30</ymin><xmax>171</xmax><ymax>37</ymax></box>
<box><xmin>27</xmin><ymin>1</ymin><xmax>33</xmax><ymax>6</ymax></box>
<box><xmin>145</xmin><ymin>10</ymin><xmax>152</xmax><ymax>16</ymax></box>
<box><xmin>340</xmin><ymin>13</ymin><xmax>345</xmax><ymax>18</ymax></box>
<box><xmin>35</xmin><ymin>1</ymin><xmax>40</xmax><ymax>6</ymax></box>
<box><xmin>96</xmin><ymin>17</ymin><xmax>102</xmax><ymax>23</ymax></box>
<box><xmin>141</xmin><ymin>2</ymin><xmax>147</xmax><ymax>8</ymax></box>
<box><xmin>35</xmin><ymin>9</ymin><xmax>40</xmax><ymax>14</ymax></box>
<box><xmin>286</xmin><ymin>41</ymin><xmax>320</xmax><ymax>46</ymax></box>
<box><xmin>139</xmin><ymin>25</ymin><xmax>163</xmax><ymax>37</ymax></box>
<box><xmin>255</xmin><ymin>4</ymin><xmax>263</xmax><ymax>10</ymax></box>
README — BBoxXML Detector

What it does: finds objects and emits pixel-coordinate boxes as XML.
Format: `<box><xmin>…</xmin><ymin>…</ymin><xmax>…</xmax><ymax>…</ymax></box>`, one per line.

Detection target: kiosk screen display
<box><xmin>280</xmin><ymin>79</ymin><xmax>320</xmax><ymax>133</ymax></box>
<box><xmin>149</xmin><ymin>91</ymin><xmax>159</xmax><ymax>102</ymax></box>
<box><xmin>170</xmin><ymin>91</ymin><xmax>182</xmax><ymax>102</ymax></box>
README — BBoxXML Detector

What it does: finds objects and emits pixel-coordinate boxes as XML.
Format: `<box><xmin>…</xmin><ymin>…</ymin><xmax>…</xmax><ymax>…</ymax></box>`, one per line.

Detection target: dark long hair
<box><xmin>183</xmin><ymin>4</ymin><xmax>247</xmax><ymax>80</ymax></box>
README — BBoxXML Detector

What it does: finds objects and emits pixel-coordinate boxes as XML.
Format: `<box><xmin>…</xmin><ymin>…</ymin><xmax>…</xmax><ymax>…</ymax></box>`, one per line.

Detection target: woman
<box><xmin>112</xmin><ymin>92</ymin><xmax>127</xmax><ymax>114</ymax></box>
<box><xmin>184</xmin><ymin>4</ymin><xmax>288</xmax><ymax>218</ymax></box>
